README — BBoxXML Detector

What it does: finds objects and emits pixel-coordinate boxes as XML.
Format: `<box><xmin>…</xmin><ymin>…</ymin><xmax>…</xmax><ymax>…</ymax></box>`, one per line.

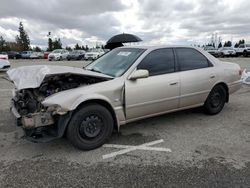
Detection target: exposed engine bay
<box><xmin>13</xmin><ymin>74</ymin><xmax>107</xmax><ymax>116</ymax></box>
<box><xmin>7</xmin><ymin>65</ymin><xmax>113</xmax><ymax>141</ymax></box>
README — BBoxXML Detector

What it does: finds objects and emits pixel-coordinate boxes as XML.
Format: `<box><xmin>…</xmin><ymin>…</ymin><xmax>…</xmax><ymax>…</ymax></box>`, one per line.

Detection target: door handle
<box><xmin>170</xmin><ymin>82</ymin><xmax>178</xmax><ymax>85</ymax></box>
<box><xmin>210</xmin><ymin>75</ymin><xmax>215</xmax><ymax>79</ymax></box>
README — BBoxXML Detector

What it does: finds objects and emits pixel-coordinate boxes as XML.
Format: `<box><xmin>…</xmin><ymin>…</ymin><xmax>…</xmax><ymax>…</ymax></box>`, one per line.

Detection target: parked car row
<box><xmin>0</xmin><ymin>51</ymin><xmax>44</xmax><ymax>59</ymax></box>
<box><xmin>0</xmin><ymin>48</ymin><xmax>108</xmax><ymax>61</ymax></box>
<box><xmin>48</xmin><ymin>49</ymin><xmax>106</xmax><ymax>61</ymax></box>
<box><xmin>203</xmin><ymin>44</ymin><xmax>250</xmax><ymax>58</ymax></box>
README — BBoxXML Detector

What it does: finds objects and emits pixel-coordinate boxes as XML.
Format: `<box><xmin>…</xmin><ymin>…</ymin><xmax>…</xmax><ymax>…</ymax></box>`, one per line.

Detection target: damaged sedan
<box><xmin>8</xmin><ymin>46</ymin><xmax>242</xmax><ymax>150</ymax></box>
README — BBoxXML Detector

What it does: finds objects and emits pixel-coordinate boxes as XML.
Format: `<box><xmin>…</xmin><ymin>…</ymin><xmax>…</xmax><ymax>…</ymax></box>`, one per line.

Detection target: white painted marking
<box><xmin>102</xmin><ymin>139</ymin><xmax>171</xmax><ymax>159</ymax></box>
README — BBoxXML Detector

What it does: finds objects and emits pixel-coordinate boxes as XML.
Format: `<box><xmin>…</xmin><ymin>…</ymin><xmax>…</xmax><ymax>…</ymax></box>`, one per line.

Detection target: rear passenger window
<box><xmin>176</xmin><ymin>48</ymin><xmax>209</xmax><ymax>71</ymax></box>
<box><xmin>137</xmin><ymin>48</ymin><xmax>175</xmax><ymax>76</ymax></box>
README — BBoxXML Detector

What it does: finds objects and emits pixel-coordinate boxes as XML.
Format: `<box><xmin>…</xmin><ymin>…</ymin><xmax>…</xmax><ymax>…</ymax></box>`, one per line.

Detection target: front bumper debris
<box><xmin>10</xmin><ymin>100</ymin><xmax>54</xmax><ymax>129</ymax></box>
<box><xmin>10</xmin><ymin>101</ymin><xmax>72</xmax><ymax>143</ymax></box>
<box><xmin>21</xmin><ymin>112</ymin><xmax>54</xmax><ymax>129</ymax></box>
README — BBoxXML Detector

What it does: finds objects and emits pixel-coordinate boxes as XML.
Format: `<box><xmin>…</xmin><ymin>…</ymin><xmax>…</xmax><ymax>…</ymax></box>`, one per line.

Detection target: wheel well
<box><xmin>76</xmin><ymin>99</ymin><xmax>119</xmax><ymax>131</ymax></box>
<box><xmin>214</xmin><ymin>82</ymin><xmax>229</xmax><ymax>102</ymax></box>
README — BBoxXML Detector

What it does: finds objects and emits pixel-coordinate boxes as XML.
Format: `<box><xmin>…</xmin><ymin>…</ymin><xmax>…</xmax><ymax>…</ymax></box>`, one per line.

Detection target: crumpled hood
<box><xmin>7</xmin><ymin>65</ymin><xmax>113</xmax><ymax>90</ymax></box>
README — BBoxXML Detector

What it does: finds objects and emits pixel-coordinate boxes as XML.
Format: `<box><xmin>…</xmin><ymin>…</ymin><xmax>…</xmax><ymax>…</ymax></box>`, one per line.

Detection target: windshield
<box><xmin>204</xmin><ymin>46</ymin><xmax>215</xmax><ymax>50</ymax></box>
<box><xmin>52</xmin><ymin>49</ymin><xmax>62</xmax><ymax>53</ymax></box>
<box><xmin>85</xmin><ymin>48</ymin><xmax>145</xmax><ymax>77</ymax></box>
<box><xmin>223</xmin><ymin>47</ymin><xmax>233</xmax><ymax>50</ymax></box>
<box><xmin>88</xmin><ymin>49</ymin><xmax>102</xmax><ymax>53</ymax></box>
<box><xmin>70</xmin><ymin>51</ymin><xmax>79</xmax><ymax>54</ymax></box>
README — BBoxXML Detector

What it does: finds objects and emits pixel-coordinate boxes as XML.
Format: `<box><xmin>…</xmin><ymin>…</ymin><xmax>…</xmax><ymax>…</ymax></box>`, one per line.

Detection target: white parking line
<box><xmin>102</xmin><ymin>139</ymin><xmax>171</xmax><ymax>159</ymax></box>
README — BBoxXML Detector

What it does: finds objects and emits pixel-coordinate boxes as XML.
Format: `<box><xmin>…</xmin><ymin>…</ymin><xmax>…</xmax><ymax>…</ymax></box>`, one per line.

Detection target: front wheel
<box><xmin>67</xmin><ymin>104</ymin><xmax>114</xmax><ymax>150</ymax></box>
<box><xmin>203</xmin><ymin>85</ymin><xmax>227</xmax><ymax>115</ymax></box>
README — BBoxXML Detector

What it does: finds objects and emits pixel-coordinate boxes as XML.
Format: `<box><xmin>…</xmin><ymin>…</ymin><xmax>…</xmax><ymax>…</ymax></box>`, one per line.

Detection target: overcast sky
<box><xmin>0</xmin><ymin>0</ymin><xmax>249</xmax><ymax>48</ymax></box>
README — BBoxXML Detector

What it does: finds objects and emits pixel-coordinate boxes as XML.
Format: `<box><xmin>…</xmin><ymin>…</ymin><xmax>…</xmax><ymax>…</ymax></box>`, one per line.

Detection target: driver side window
<box><xmin>137</xmin><ymin>48</ymin><xmax>175</xmax><ymax>76</ymax></box>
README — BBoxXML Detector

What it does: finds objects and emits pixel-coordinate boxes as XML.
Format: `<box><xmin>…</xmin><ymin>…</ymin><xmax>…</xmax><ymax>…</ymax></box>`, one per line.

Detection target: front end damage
<box><xmin>8</xmin><ymin>65</ymin><xmax>111</xmax><ymax>142</ymax></box>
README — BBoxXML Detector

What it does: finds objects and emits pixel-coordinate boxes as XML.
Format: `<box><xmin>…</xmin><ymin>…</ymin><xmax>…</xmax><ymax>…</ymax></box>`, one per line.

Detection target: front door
<box><xmin>125</xmin><ymin>48</ymin><xmax>180</xmax><ymax>120</ymax></box>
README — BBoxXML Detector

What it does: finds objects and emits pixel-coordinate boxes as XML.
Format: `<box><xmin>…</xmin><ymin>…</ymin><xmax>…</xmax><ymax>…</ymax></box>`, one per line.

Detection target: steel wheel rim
<box><xmin>210</xmin><ymin>90</ymin><xmax>222</xmax><ymax>108</ymax></box>
<box><xmin>79</xmin><ymin>115</ymin><xmax>103</xmax><ymax>139</ymax></box>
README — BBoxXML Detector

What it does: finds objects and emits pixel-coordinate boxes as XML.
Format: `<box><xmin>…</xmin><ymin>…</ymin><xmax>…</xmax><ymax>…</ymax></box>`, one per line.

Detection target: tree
<box><xmin>235</xmin><ymin>39</ymin><xmax>245</xmax><ymax>48</ymax></box>
<box><xmin>33</xmin><ymin>46</ymin><xmax>42</xmax><ymax>52</ymax></box>
<box><xmin>74</xmin><ymin>43</ymin><xmax>81</xmax><ymax>50</ymax></box>
<box><xmin>0</xmin><ymin>36</ymin><xmax>6</xmax><ymax>51</ymax></box>
<box><xmin>16</xmin><ymin>22</ymin><xmax>30</xmax><ymax>51</ymax></box>
<box><xmin>48</xmin><ymin>38</ymin><xmax>53</xmax><ymax>51</ymax></box>
<box><xmin>6</xmin><ymin>42</ymin><xmax>19</xmax><ymax>51</ymax></box>
<box><xmin>224</xmin><ymin>41</ymin><xmax>232</xmax><ymax>47</ymax></box>
<box><xmin>52</xmin><ymin>38</ymin><xmax>62</xmax><ymax>49</ymax></box>
<box><xmin>65</xmin><ymin>46</ymin><xmax>72</xmax><ymax>51</ymax></box>
<box><xmin>218</xmin><ymin>42</ymin><xmax>222</xmax><ymax>48</ymax></box>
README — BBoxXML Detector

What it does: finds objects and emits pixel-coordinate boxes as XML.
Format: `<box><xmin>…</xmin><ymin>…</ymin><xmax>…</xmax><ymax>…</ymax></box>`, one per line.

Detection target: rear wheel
<box><xmin>67</xmin><ymin>104</ymin><xmax>114</xmax><ymax>150</ymax></box>
<box><xmin>204</xmin><ymin>85</ymin><xmax>227</xmax><ymax>115</ymax></box>
<box><xmin>243</xmin><ymin>51</ymin><xmax>248</xmax><ymax>57</ymax></box>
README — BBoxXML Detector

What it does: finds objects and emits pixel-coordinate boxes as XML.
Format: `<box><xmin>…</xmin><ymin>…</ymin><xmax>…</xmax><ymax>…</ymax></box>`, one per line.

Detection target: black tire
<box><xmin>67</xmin><ymin>103</ymin><xmax>114</xmax><ymax>150</ymax></box>
<box><xmin>243</xmin><ymin>51</ymin><xmax>248</xmax><ymax>57</ymax></box>
<box><xmin>204</xmin><ymin>85</ymin><xmax>227</xmax><ymax>115</ymax></box>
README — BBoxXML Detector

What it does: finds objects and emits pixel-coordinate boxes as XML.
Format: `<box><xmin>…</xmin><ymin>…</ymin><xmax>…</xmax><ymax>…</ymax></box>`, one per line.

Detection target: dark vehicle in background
<box><xmin>67</xmin><ymin>50</ymin><xmax>86</xmax><ymax>60</ymax></box>
<box><xmin>203</xmin><ymin>46</ymin><xmax>220</xmax><ymax>57</ymax></box>
<box><xmin>21</xmin><ymin>51</ymin><xmax>33</xmax><ymax>59</ymax></box>
<box><xmin>7</xmin><ymin>51</ymin><xmax>21</xmax><ymax>59</ymax></box>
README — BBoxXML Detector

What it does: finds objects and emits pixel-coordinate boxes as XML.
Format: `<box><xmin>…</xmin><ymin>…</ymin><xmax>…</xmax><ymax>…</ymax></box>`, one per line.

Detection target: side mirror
<box><xmin>129</xmin><ymin>69</ymin><xmax>149</xmax><ymax>80</ymax></box>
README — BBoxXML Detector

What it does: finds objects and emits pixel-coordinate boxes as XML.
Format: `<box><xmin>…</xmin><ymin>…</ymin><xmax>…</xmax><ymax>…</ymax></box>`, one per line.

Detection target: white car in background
<box><xmin>48</xmin><ymin>49</ymin><xmax>69</xmax><ymax>61</ymax></box>
<box><xmin>0</xmin><ymin>59</ymin><xmax>10</xmax><ymax>71</ymax></box>
<box><xmin>218</xmin><ymin>47</ymin><xmax>236</xmax><ymax>57</ymax></box>
<box><xmin>84</xmin><ymin>49</ymin><xmax>105</xmax><ymax>60</ymax></box>
<box><xmin>235</xmin><ymin>44</ymin><xmax>250</xmax><ymax>57</ymax></box>
<box><xmin>0</xmin><ymin>52</ymin><xmax>8</xmax><ymax>60</ymax></box>
<box><xmin>30</xmin><ymin>52</ymin><xmax>44</xmax><ymax>59</ymax></box>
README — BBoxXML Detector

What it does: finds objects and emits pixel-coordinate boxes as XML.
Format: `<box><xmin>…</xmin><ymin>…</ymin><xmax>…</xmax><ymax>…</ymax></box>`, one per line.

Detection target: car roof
<box><xmin>119</xmin><ymin>45</ymin><xmax>199</xmax><ymax>50</ymax></box>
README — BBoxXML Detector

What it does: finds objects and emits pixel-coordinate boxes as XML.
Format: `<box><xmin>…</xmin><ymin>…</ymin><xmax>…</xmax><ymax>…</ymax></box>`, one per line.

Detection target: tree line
<box><xmin>205</xmin><ymin>39</ymin><xmax>246</xmax><ymax>49</ymax></box>
<box><xmin>0</xmin><ymin>22</ymin><xmax>103</xmax><ymax>52</ymax></box>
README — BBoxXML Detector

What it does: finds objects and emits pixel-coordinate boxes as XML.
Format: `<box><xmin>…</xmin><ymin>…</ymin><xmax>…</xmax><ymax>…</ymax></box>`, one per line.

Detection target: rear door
<box><xmin>125</xmin><ymin>48</ymin><xmax>180</xmax><ymax>120</ymax></box>
<box><xmin>175</xmin><ymin>47</ymin><xmax>217</xmax><ymax>108</ymax></box>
